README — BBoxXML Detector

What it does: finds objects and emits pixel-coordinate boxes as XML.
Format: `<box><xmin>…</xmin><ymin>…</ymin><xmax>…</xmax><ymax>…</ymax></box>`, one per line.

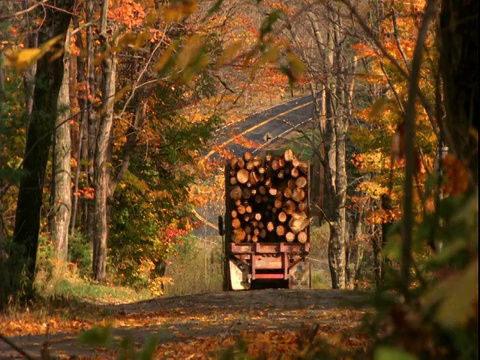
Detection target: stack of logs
<box><xmin>228</xmin><ymin>149</ymin><xmax>310</xmax><ymax>244</ymax></box>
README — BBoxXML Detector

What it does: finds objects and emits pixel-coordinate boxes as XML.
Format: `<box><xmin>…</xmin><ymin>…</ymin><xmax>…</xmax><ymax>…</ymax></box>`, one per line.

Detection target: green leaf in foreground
<box><xmin>374</xmin><ymin>346</ymin><xmax>418</xmax><ymax>360</ymax></box>
<box><xmin>77</xmin><ymin>326</ymin><xmax>113</xmax><ymax>347</ymax></box>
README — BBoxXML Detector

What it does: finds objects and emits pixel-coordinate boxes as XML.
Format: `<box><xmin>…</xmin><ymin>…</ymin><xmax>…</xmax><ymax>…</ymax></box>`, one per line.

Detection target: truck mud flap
<box><xmin>289</xmin><ymin>259</ymin><xmax>311</xmax><ymax>289</ymax></box>
<box><xmin>229</xmin><ymin>258</ymin><xmax>251</xmax><ymax>290</ymax></box>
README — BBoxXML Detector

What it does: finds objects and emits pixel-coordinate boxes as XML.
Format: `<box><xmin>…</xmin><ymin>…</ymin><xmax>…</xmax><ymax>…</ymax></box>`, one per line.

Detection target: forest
<box><xmin>0</xmin><ymin>0</ymin><xmax>478</xmax><ymax>359</ymax></box>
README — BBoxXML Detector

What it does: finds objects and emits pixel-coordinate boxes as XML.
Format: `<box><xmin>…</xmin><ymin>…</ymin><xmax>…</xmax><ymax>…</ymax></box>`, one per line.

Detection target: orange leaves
<box><xmin>0</xmin><ymin>316</ymin><xmax>93</xmax><ymax>338</ymax></box>
<box><xmin>351</xmin><ymin>151</ymin><xmax>387</xmax><ymax>174</ymax></box>
<box><xmin>74</xmin><ymin>186</ymin><xmax>95</xmax><ymax>200</ymax></box>
<box><xmin>108</xmin><ymin>0</ymin><xmax>146</xmax><ymax>29</ymax></box>
<box><xmin>391</xmin><ymin>121</ymin><xmax>406</xmax><ymax>165</ymax></box>
<box><xmin>153</xmin><ymin>330</ymin><xmax>303</xmax><ymax>359</ymax></box>
<box><xmin>442</xmin><ymin>154</ymin><xmax>470</xmax><ymax>196</ymax></box>
<box><xmin>367</xmin><ymin>208</ymin><xmax>402</xmax><ymax>225</ymax></box>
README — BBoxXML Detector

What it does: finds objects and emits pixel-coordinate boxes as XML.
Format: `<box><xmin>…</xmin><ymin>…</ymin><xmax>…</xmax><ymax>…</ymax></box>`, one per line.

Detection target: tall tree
<box><xmin>92</xmin><ymin>0</ymin><xmax>117</xmax><ymax>282</ymax></box>
<box><xmin>281</xmin><ymin>2</ymin><xmax>359</xmax><ymax>289</ymax></box>
<box><xmin>439</xmin><ymin>0</ymin><xmax>478</xmax><ymax>187</ymax></box>
<box><xmin>9</xmin><ymin>0</ymin><xmax>75</xmax><ymax>301</ymax></box>
<box><xmin>50</xmin><ymin>29</ymin><xmax>72</xmax><ymax>262</ymax></box>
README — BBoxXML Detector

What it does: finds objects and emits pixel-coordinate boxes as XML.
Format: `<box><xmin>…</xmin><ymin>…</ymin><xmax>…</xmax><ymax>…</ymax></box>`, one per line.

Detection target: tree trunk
<box><xmin>346</xmin><ymin>212</ymin><xmax>364</xmax><ymax>289</ymax></box>
<box><xmin>439</xmin><ymin>0</ymin><xmax>478</xmax><ymax>187</ymax></box>
<box><xmin>324</xmin><ymin>9</ymin><xmax>349</xmax><ymax>289</ymax></box>
<box><xmin>50</xmin><ymin>29</ymin><xmax>72</xmax><ymax>262</ymax></box>
<box><xmin>86</xmin><ymin>0</ymin><xmax>98</xmax><ymax>246</ymax></box>
<box><xmin>9</xmin><ymin>0</ymin><xmax>74</xmax><ymax>302</ymax></box>
<box><xmin>93</xmin><ymin>0</ymin><xmax>116</xmax><ymax>282</ymax></box>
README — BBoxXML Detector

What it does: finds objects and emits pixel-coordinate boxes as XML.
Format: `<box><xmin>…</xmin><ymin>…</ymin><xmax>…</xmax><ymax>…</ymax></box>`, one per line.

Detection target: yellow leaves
<box><xmin>163</xmin><ymin>0</ymin><xmax>198</xmax><ymax>24</ymax></box>
<box><xmin>352</xmin><ymin>151</ymin><xmax>387</xmax><ymax>174</ymax></box>
<box><xmin>215</xmin><ymin>41</ymin><xmax>243</xmax><ymax>69</ymax></box>
<box><xmin>4</xmin><ymin>34</ymin><xmax>64</xmax><ymax>70</ymax></box>
<box><xmin>154</xmin><ymin>34</ymin><xmax>209</xmax><ymax>82</ymax></box>
<box><xmin>283</xmin><ymin>50</ymin><xmax>306</xmax><ymax>84</ymax></box>
<box><xmin>108</xmin><ymin>0</ymin><xmax>146</xmax><ymax>28</ymax></box>
<box><xmin>423</xmin><ymin>258</ymin><xmax>478</xmax><ymax>328</ymax></box>
<box><xmin>174</xmin><ymin>34</ymin><xmax>207</xmax><ymax>72</ymax></box>
<box><xmin>154</xmin><ymin>42</ymin><xmax>176</xmax><ymax>73</ymax></box>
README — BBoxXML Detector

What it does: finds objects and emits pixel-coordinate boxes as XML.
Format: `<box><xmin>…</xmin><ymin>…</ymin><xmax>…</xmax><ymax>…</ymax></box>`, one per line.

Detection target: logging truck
<box><xmin>218</xmin><ymin>149</ymin><xmax>311</xmax><ymax>290</ymax></box>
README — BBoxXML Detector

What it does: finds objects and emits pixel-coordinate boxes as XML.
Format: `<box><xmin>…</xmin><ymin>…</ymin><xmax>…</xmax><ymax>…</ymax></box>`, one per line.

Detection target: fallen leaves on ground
<box><xmin>0</xmin><ymin>290</ymin><xmax>372</xmax><ymax>359</ymax></box>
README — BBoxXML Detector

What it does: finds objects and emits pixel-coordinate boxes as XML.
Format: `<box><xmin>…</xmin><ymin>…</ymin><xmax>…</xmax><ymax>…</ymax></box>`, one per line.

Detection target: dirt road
<box><xmin>0</xmin><ymin>289</ymin><xmax>371</xmax><ymax>359</ymax></box>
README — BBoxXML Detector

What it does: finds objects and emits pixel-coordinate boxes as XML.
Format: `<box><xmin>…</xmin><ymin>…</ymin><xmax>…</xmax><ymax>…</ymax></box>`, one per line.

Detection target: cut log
<box><xmin>283</xmin><ymin>187</ymin><xmax>292</xmax><ymax>198</ymax></box>
<box><xmin>298</xmin><ymin>201</ymin><xmax>308</xmax><ymax>212</ymax></box>
<box><xmin>292</xmin><ymin>156</ymin><xmax>301</xmax><ymax>168</ymax></box>
<box><xmin>253</xmin><ymin>155</ymin><xmax>263</xmax><ymax>168</ymax></box>
<box><xmin>237</xmin><ymin>204</ymin><xmax>246</xmax><ymax>214</ymax></box>
<box><xmin>288</xmin><ymin>212</ymin><xmax>310</xmax><ymax>234</ymax></box>
<box><xmin>287</xmin><ymin>179</ymin><xmax>296</xmax><ymax>189</ymax></box>
<box><xmin>228</xmin><ymin>150</ymin><xmax>309</xmax><ymax>244</ymax></box>
<box><xmin>230</xmin><ymin>185</ymin><xmax>242</xmax><ymax>200</ymax></box>
<box><xmin>297</xmin><ymin>231</ymin><xmax>308</xmax><ymax>244</ymax></box>
<box><xmin>290</xmin><ymin>167</ymin><xmax>299</xmax><ymax>178</ymax></box>
<box><xmin>271</xmin><ymin>158</ymin><xmax>280</xmax><ymax>171</ymax></box>
<box><xmin>268</xmin><ymin>187</ymin><xmax>278</xmax><ymax>196</ymax></box>
<box><xmin>259</xmin><ymin>228</ymin><xmax>267</xmax><ymax>239</ymax></box>
<box><xmin>276</xmin><ymin>224</ymin><xmax>285</xmax><ymax>236</ymax></box>
<box><xmin>273</xmin><ymin>198</ymin><xmax>283</xmax><ymax>209</ymax></box>
<box><xmin>295</xmin><ymin>176</ymin><xmax>307</xmax><ymax>188</ymax></box>
<box><xmin>299</xmin><ymin>162</ymin><xmax>308</xmax><ymax>174</ymax></box>
<box><xmin>266</xmin><ymin>221</ymin><xmax>275</xmax><ymax>232</ymax></box>
<box><xmin>284</xmin><ymin>148</ymin><xmax>295</xmax><ymax>162</ymax></box>
<box><xmin>237</xmin><ymin>158</ymin><xmax>245</xmax><ymax>169</ymax></box>
<box><xmin>236</xmin><ymin>168</ymin><xmax>249</xmax><ymax>184</ymax></box>
<box><xmin>232</xmin><ymin>218</ymin><xmax>241</xmax><ymax>229</ymax></box>
<box><xmin>282</xmin><ymin>200</ymin><xmax>296</xmax><ymax>215</ymax></box>
<box><xmin>233</xmin><ymin>228</ymin><xmax>246</xmax><ymax>243</ymax></box>
<box><xmin>249</xmin><ymin>171</ymin><xmax>259</xmax><ymax>184</ymax></box>
<box><xmin>285</xmin><ymin>231</ymin><xmax>295</xmax><ymax>242</ymax></box>
<box><xmin>242</xmin><ymin>187</ymin><xmax>252</xmax><ymax>199</ymax></box>
<box><xmin>292</xmin><ymin>188</ymin><xmax>306</xmax><ymax>202</ymax></box>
